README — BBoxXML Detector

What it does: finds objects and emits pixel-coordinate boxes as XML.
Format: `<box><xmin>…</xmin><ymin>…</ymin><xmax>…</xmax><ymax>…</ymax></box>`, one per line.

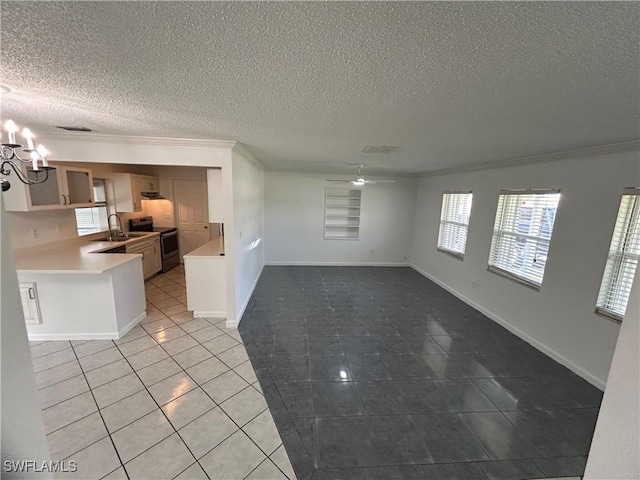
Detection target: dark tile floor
<box><xmin>239</xmin><ymin>267</ymin><xmax>602</xmax><ymax>480</ymax></box>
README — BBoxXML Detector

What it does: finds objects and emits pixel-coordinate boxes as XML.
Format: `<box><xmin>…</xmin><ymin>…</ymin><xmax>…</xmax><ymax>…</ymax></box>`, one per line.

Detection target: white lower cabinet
<box><xmin>126</xmin><ymin>236</ymin><xmax>162</xmax><ymax>279</ymax></box>
<box><xmin>19</xmin><ymin>282</ymin><xmax>42</xmax><ymax>324</ymax></box>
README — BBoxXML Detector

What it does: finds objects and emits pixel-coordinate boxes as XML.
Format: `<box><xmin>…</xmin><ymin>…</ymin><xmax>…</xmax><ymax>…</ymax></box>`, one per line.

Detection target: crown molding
<box><xmin>37</xmin><ymin>131</ymin><xmax>238</xmax><ymax>149</ymax></box>
<box><xmin>231</xmin><ymin>143</ymin><xmax>265</xmax><ymax>170</ymax></box>
<box><xmin>420</xmin><ymin>140</ymin><xmax>640</xmax><ymax>177</ymax></box>
<box><xmin>264</xmin><ymin>165</ymin><xmax>418</xmax><ymax>178</ymax></box>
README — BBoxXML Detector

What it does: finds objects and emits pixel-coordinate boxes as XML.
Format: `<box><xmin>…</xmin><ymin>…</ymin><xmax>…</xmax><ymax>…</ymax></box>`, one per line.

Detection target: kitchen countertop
<box><xmin>14</xmin><ymin>232</ymin><xmax>160</xmax><ymax>275</ymax></box>
<box><xmin>183</xmin><ymin>236</ymin><xmax>225</xmax><ymax>259</ymax></box>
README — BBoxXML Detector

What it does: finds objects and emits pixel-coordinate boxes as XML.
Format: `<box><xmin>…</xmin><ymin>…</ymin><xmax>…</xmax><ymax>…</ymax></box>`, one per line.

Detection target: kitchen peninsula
<box><xmin>14</xmin><ymin>234</ymin><xmax>158</xmax><ymax>341</ymax></box>
<box><xmin>184</xmin><ymin>236</ymin><xmax>226</xmax><ymax>319</ymax></box>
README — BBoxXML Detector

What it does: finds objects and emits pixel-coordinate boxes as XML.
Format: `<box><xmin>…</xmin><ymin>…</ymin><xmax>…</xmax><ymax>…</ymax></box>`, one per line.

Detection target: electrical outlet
<box><xmin>472</xmin><ymin>281</ymin><xmax>478</xmax><ymax>288</ymax></box>
<box><xmin>31</xmin><ymin>228</ymin><xmax>38</xmax><ymax>238</ymax></box>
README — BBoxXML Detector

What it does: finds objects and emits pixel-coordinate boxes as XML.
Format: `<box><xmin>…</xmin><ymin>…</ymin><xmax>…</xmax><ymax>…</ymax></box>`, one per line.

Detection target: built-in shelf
<box><xmin>324</xmin><ymin>188</ymin><xmax>361</xmax><ymax>240</ymax></box>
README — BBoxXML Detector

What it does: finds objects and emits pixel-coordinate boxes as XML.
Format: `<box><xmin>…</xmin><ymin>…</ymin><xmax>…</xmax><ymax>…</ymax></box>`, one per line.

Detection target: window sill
<box><xmin>487</xmin><ymin>265</ymin><xmax>542</xmax><ymax>291</ymax></box>
<box><xmin>594</xmin><ymin>308</ymin><xmax>623</xmax><ymax>324</ymax></box>
<box><xmin>78</xmin><ymin>229</ymin><xmax>110</xmax><ymax>237</ymax></box>
<box><xmin>437</xmin><ymin>247</ymin><xmax>464</xmax><ymax>261</ymax></box>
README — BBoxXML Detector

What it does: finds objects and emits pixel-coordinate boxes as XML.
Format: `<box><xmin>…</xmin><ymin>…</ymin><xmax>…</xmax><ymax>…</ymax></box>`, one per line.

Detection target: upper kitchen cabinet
<box><xmin>113</xmin><ymin>173</ymin><xmax>159</xmax><ymax>212</ymax></box>
<box><xmin>207</xmin><ymin>168</ymin><xmax>224</xmax><ymax>223</ymax></box>
<box><xmin>3</xmin><ymin>164</ymin><xmax>95</xmax><ymax>211</ymax></box>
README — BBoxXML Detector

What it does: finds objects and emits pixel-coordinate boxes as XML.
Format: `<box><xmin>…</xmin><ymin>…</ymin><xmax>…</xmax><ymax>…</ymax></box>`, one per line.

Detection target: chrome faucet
<box><xmin>107</xmin><ymin>214</ymin><xmax>124</xmax><ymax>239</ymax></box>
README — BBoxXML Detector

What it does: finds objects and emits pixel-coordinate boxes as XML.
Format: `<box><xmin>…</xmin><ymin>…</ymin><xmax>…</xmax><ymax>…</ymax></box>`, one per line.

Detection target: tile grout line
<box><xmin>67</xmin><ymin>340</ymin><xmax>131</xmax><ymax>480</ymax></box>
<box><xmin>110</xmin><ymin>336</ymin><xmax>206</xmax><ymax>479</ymax></box>
<box><xmin>109</xmin><ymin>278</ymin><xmax>288</xmax><ymax>479</ymax></box>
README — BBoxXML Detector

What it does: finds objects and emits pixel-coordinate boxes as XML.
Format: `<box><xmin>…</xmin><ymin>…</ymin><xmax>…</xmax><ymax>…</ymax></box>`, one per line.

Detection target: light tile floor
<box><xmin>29</xmin><ymin>265</ymin><xmax>295</xmax><ymax>480</ymax></box>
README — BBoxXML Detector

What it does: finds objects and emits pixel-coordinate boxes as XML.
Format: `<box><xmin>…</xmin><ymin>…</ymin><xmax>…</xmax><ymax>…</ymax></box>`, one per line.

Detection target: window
<box><xmin>75</xmin><ymin>179</ymin><xmax>109</xmax><ymax>235</ymax></box>
<box><xmin>437</xmin><ymin>191</ymin><xmax>473</xmax><ymax>259</ymax></box>
<box><xmin>596</xmin><ymin>190</ymin><xmax>640</xmax><ymax>321</ymax></box>
<box><xmin>324</xmin><ymin>188</ymin><xmax>361</xmax><ymax>240</ymax></box>
<box><xmin>488</xmin><ymin>190</ymin><xmax>561</xmax><ymax>288</ymax></box>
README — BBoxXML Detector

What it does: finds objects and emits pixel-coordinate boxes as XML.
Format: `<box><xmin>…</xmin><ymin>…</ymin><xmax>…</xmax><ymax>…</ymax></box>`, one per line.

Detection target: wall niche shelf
<box><xmin>324</xmin><ymin>187</ymin><xmax>362</xmax><ymax>240</ymax></box>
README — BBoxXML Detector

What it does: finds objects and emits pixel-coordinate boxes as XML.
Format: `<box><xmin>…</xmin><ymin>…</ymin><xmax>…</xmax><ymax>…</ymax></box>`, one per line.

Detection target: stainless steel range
<box><xmin>129</xmin><ymin>217</ymin><xmax>180</xmax><ymax>273</ymax></box>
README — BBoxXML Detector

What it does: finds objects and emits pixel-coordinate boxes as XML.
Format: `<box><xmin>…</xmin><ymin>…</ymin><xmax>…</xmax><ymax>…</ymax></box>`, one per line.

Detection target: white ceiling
<box><xmin>1</xmin><ymin>2</ymin><xmax>638</xmax><ymax>174</ymax></box>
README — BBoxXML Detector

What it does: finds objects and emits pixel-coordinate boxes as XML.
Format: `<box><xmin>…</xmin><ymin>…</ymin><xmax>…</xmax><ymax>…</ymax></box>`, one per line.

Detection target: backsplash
<box><xmin>6</xmin><ymin>209</ymin><xmax>79</xmax><ymax>250</ymax></box>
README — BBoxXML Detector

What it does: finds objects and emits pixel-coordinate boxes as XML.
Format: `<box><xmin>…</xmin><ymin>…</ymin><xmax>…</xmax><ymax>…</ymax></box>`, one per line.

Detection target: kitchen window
<box><xmin>596</xmin><ymin>189</ymin><xmax>640</xmax><ymax>321</ymax></box>
<box><xmin>75</xmin><ymin>179</ymin><xmax>109</xmax><ymax>235</ymax></box>
<box><xmin>437</xmin><ymin>191</ymin><xmax>473</xmax><ymax>259</ymax></box>
<box><xmin>488</xmin><ymin>190</ymin><xmax>561</xmax><ymax>289</ymax></box>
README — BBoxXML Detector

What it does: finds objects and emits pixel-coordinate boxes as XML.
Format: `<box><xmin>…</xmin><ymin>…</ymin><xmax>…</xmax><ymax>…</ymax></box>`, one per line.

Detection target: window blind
<box><xmin>75</xmin><ymin>179</ymin><xmax>108</xmax><ymax>235</ymax></box>
<box><xmin>596</xmin><ymin>192</ymin><xmax>640</xmax><ymax>320</ymax></box>
<box><xmin>437</xmin><ymin>192</ymin><xmax>473</xmax><ymax>258</ymax></box>
<box><xmin>488</xmin><ymin>190</ymin><xmax>560</xmax><ymax>288</ymax></box>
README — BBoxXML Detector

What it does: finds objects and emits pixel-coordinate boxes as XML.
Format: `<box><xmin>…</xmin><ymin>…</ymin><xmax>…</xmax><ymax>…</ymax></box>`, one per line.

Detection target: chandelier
<box><xmin>1</xmin><ymin>120</ymin><xmax>55</xmax><ymax>192</ymax></box>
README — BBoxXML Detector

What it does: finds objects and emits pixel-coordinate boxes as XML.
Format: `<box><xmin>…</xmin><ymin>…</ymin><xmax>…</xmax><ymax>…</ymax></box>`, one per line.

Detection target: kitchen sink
<box><xmin>91</xmin><ymin>232</ymin><xmax>153</xmax><ymax>242</ymax></box>
<box><xmin>91</xmin><ymin>235</ymin><xmax>133</xmax><ymax>242</ymax></box>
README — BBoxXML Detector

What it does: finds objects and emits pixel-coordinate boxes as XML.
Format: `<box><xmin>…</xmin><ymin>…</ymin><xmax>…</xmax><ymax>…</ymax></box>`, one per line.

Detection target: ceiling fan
<box><xmin>327</xmin><ymin>164</ymin><xmax>396</xmax><ymax>186</ymax></box>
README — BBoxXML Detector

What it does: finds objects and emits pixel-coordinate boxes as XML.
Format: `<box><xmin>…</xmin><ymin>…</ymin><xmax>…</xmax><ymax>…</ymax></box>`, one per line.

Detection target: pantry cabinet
<box><xmin>3</xmin><ymin>164</ymin><xmax>94</xmax><ymax>212</ymax></box>
<box><xmin>207</xmin><ymin>168</ymin><xmax>224</xmax><ymax>223</ymax></box>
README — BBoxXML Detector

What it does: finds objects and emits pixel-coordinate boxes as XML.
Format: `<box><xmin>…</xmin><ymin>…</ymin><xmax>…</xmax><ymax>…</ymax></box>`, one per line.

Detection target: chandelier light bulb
<box><xmin>37</xmin><ymin>144</ymin><xmax>49</xmax><ymax>166</ymax></box>
<box><xmin>5</xmin><ymin>119</ymin><xmax>17</xmax><ymax>144</ymax></box>
<box><xmin>30</xmin><ymin>150</ymin><xmax>40</xmax><ymax>171</ymax></box>
<box><xmin>22</xmin><ymin>127</ymin><xmax>35</xmax><ymax>150</ymax></box>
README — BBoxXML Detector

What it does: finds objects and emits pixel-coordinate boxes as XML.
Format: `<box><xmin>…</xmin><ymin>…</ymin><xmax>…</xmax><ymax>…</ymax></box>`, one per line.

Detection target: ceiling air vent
<box><xmin>362</xmin><ymin>146</ymin><xmax>399</xmax><ymax>154</ymax></box>
<box><xmin>56</xmin><ymin>126</ymin><xmax>93</xmax><ymax>132</ymax></box>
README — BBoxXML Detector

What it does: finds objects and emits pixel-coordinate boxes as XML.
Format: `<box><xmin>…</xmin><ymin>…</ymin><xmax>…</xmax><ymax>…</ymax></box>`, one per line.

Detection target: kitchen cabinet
<box><xmin>3</xmin><ymin>164</ymin><xmax>95</xmax><ymax>211</ymax></box>
<box><xmin>184</xmin><ymin>237</ymin><xmax>226</xmax><ymax>319</ymax></box>
<box><xmin>126</xmin><ymin>235</ymin><xmax>161</xmax><ymax>279</ymax></box>
<box><xmin>138</xmin><ymin>175</ymin><xmax>159</xmax><ymax>192</ymax></box>
<box><xmin>113</xmin><ymin>173</ymin><xmax>159</xmax><ymax>213</ymax></box>
<box><xmin>207</xmin><ymin>168</ymin><xmax>224</xmax><ymax>223</ymax></box>
<box><xmin>19</xmin><ymin>282</ymin><xmax>42</xmax><ymax>324</ymax></box>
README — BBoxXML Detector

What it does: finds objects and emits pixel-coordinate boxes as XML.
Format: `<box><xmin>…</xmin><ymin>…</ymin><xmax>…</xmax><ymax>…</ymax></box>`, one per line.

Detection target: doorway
<box><xmin>172</xmin><ymin>179</ymin><xmax>211</xmax><ymax>258</ymax></box>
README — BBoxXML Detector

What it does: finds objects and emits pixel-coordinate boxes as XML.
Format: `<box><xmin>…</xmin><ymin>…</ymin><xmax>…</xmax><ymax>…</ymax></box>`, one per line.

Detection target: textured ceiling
<box><xmin>1</xmin><ymin>2</ymin><xmax>638</xmax><ymax>174</ymax></box>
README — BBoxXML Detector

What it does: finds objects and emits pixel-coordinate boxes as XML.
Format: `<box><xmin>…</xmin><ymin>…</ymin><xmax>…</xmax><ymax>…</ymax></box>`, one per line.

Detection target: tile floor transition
<box><xmin>30</xmin><ymin>265</ymin><xmax>603</xmax><ymax>480</ymax></box>
<box><xmin>29</xmin><ymin>265</ymin><xmax>295</xmax><ymax>480</ymax></box>
<box><xmin>237</xmin><ymin>266</ymin><xmax>603</xmax><ymax>480</ymax></box>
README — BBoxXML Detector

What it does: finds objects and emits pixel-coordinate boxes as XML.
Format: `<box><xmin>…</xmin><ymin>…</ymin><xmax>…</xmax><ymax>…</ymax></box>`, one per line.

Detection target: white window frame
<box><xmin>488</xmin><ymin>189</ymin><xmax>561</xmax><ymax>289</ymax></box>
<box><xmin>437</xmin><ymin>191</ymin><xmax>473</xmax><ymax>259</ymax></box>
<box><xmin>75</xmin><ymin>178</ymin><xmax>110</xmax><ymax>236</ymax></box>
<box><xmin>595</xmin><ymin>188</ymin><xmax>640</xmax><ymax>322</ymax></box>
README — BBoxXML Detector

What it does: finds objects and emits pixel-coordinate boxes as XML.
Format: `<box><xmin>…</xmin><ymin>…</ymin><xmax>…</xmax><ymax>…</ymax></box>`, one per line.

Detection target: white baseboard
<box><xmin>28</xmin><ymin>332</ymin><xmax>120</xmax><ymax>341</ymax></box>
<box><xmin>234</xmin><ymin>263</ymin><xmax>266</xmax><ymax>328</ymax></box>
<box><xmin>117</xmin><ymin>311</ymin><xmax>146</xmax><ymax>339</ymax></box>
<box><xmin>410</xmin><ymin>264</ymin><xmax>606</xmax><ymax>391</ymax></box>
<box><xmin>265</xmin><ymin>261</ymin><xmax>410</xmax><ymax>267</ymax></box>
<box><xmin>194</xmin><ymin>311</ymin><xmax>227</xmax><ymax>319</ymax></box>
<box><xmin>28</xmin><ymin>311</ymin><xmax>147</xmax><ymax>342</ymax></box>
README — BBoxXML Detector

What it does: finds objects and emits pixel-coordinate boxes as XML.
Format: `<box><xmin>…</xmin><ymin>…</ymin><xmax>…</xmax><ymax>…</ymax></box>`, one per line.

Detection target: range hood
<box><xmin>140</xmin><ymin>191</ymin><xmax>166</xmax><ymax>200</ymax></box>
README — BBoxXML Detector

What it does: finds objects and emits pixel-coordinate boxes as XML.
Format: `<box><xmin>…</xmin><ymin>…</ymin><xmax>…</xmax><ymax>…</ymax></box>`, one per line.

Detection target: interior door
<box><xmin>173</xmin><ymin>179</ymin><xmax>210</xmax><ymax>258</ymax></box>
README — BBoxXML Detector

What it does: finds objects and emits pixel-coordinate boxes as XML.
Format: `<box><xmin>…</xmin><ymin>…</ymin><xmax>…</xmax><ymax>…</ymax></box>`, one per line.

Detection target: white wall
<box><xmin>410</xmin><ymin>150</ymin><xmax>639</xmax><ymax>388</ymax></box>
<box><xmin>584</xmin><ymin>276</ymin><xmax>639</xmax><ymax>479</ymax></box>
<box><xmin>265</xmin><ymin>172</ymin><xmax>417</xmax><ymax>265</ymax></box>
<box><xmin>1</xmin><ymin>198</ymin><xmax>52</xmax><ymax>479</ymax></box>
<box><xmin>229</xmin><ymin>149</ymin><xmax>264</xmax><ymax>325</ymax></box>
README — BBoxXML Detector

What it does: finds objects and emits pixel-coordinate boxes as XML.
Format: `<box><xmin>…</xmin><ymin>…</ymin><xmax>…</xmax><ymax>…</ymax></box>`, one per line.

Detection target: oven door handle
<box><xmin>162</xmin><ymin>230</ymin><xmax>178</xmax><ymax>239</ymax></box>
